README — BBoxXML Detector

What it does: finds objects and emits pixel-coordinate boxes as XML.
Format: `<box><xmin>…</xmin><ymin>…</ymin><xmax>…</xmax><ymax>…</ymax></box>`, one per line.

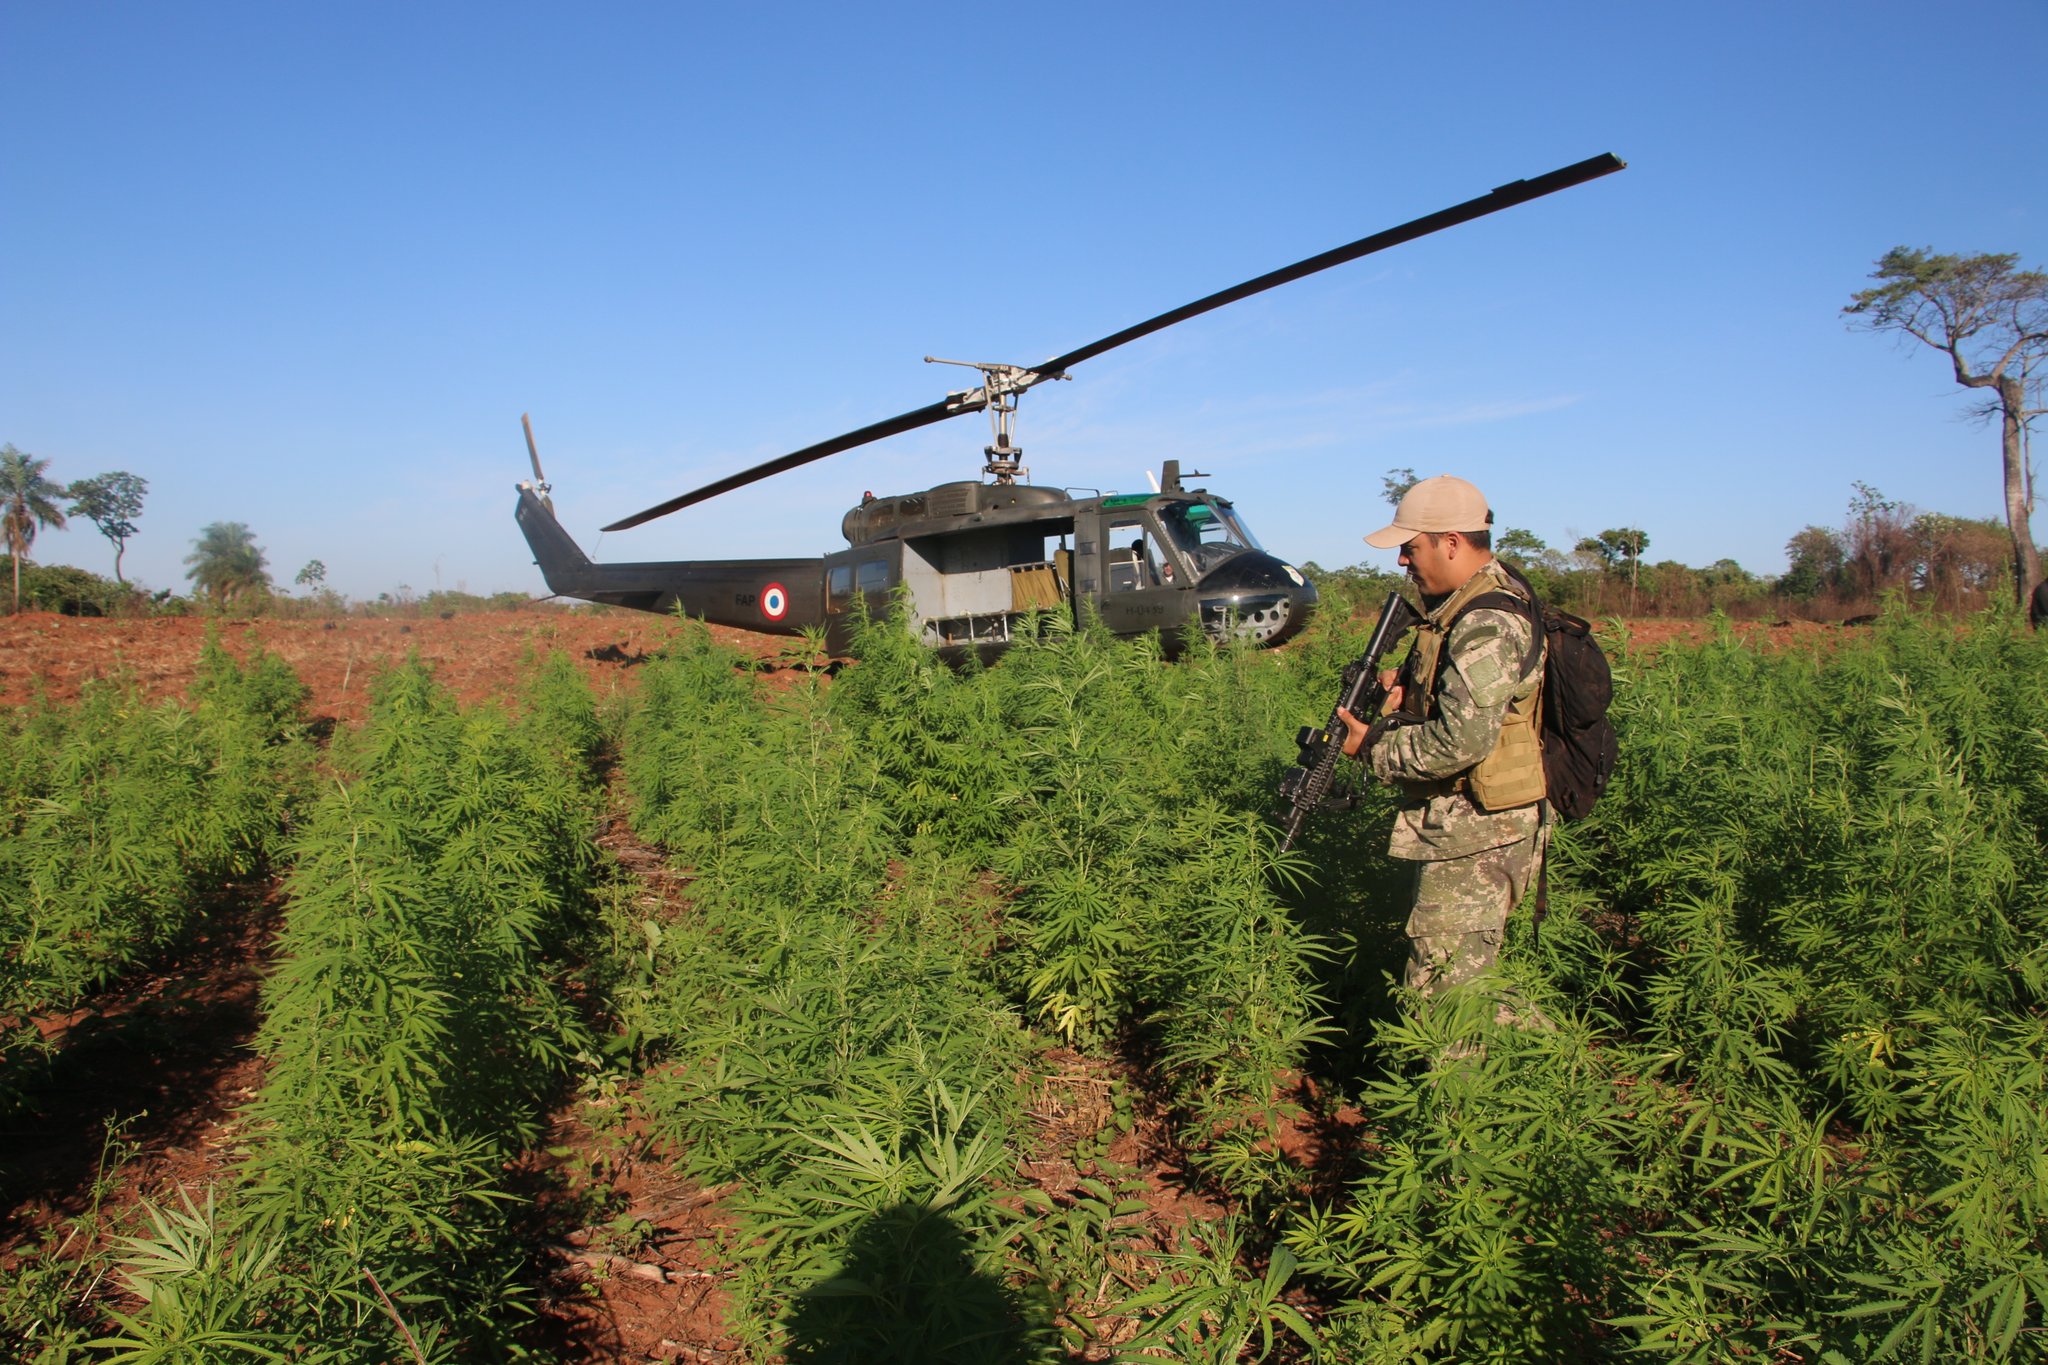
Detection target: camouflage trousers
<box><xmin>1402</xmin><ymin>826</ymin><xmax>1548</xmax><ymax>1000</ymax></box>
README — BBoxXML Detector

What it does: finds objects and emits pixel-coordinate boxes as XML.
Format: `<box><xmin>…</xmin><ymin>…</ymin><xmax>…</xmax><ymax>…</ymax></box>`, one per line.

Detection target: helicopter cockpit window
<box><xmin>1161</xmin><ymin>501</ymin><xmax>1257</xmax><ymax>574</ymax></box>
<box><xmin>828</xmin><ymin>564</ymin><xmax>854</xmax><ymax>601</ymax></box>
<box><xmin>856</xmin><ymin>558</ymin><xmax>891</xmax><ymax>592</ymax></box>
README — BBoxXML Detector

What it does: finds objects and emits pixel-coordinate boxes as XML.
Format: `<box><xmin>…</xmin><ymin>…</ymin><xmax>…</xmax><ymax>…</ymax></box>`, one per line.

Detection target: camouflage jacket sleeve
<box><xmin>1368</xmin><ymin>607</ymin><xmax>1534</xmax><ymax>784</ymax></box>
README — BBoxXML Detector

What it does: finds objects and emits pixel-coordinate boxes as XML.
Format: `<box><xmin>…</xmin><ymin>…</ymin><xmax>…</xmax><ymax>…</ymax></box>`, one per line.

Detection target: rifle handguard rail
<box><xmin>1276</xmin><ymin>592</ymin><xmax>1422</xmax><ymax>852</ymax></box>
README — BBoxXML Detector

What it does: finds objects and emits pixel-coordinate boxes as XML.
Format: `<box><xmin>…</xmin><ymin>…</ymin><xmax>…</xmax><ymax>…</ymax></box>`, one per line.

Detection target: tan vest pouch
<box><xmin>1469</xmin><ymin>697</ymin><xmax>1546</xmax><ymax>810</ymax></box>
<box><xmin>1411</xmin><ymin>570</ymin><xmax>1547</xmax><ymax>812</ymax></box>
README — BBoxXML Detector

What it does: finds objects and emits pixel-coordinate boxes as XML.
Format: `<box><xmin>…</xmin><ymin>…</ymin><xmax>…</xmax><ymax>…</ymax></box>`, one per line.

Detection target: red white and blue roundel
<box><xmin>760</xmin><ymin>582</ymin><xmax>789</xmax><ymax>622</ymax></box>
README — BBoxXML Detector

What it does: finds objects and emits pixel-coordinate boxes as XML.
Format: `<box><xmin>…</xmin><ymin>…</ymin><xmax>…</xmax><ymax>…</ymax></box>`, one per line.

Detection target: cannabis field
<box><xmin>3</xmin><ymin>597</ymin><xmax>2045</xmax><ymax>1363</ymax></box>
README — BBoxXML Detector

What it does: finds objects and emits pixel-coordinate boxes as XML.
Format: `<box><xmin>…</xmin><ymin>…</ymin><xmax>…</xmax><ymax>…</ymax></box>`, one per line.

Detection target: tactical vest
<box><xmin>1405</xmin><ymin>564</ymin><xmax>1547</xmax><ymax>811</ymax></box>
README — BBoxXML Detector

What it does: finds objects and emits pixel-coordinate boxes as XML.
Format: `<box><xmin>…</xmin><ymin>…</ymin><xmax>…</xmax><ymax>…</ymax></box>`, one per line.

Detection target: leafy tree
<box><xmin>1844</xmin><ymin>481</ymin><xmax>1916</xmax><ymax>597</ymax></box>
<box><xmin>184</xmin><ymin>521</ymin><xmax>271</xmax><ymax>609</ymax></box>
<box><xmin>1495</xmin><ymin>527</ymin><xmax>1547</xmax><ymax>564</ymax></box>
<box><xmin>65</xmin><ymin>471</ymin><xmax>148</xmax><ymax>585</ymax></box>
<box><xmin>1380</xmin><ymin>466</ymin><xmax>1419</xmax><ymax>507</ymax></box>
<box><xmin>294</xmin><ymin>559</ymin><xmax>326</xmax><ymax>592</ymax></box>
<box><xmin>1575</xmin><ymin>527</ymin><xmax>1649</xmax><ymax>611</ymax></box>
<box><xmin>1596</xmin><ymin>526</ymin><xmax>1649</xmax><ymax>569</ymax></box>
<box><xmin>1</xmin><ymin>444</ymin><xmax>68</xmax><ymax>613</ymax></box>
<box><xmin>1912</xmin><ymin>512</ymin><xmax>2011</xmax><ymax>611</ymax></box>
<box><xmin>1846</xmin><ymin>247</ymin><xmax>2047</xmax><ymax>605</ymax></box>
<box><xmin>1782</xmin><ymin>525</ymin><xmax>1845</xmax><ymax>599</ymax></box>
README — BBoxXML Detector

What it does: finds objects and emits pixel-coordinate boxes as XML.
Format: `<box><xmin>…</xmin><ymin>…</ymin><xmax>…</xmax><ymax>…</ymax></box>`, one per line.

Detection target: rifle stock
<box><xmin>1276</xmin><ymin>591</ymin><xmax>1422</xmax><ymax>851</ymax></box>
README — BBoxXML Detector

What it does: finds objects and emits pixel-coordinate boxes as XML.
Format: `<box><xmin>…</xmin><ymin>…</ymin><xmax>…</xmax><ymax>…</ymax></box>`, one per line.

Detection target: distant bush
<box><xmin>269</xmin><ymin>588</ymin><xmax>555</xmax><ymax>619</ymax></box>
<box><xmin>424</xmin><ymin>589</ymin><xmax>530</xmax><ymax>613</ymax></box>
<box><xmin>1299</xmin><ymin>560</ymin><xmax>1408</xmax><ymax>621</ymax></box>
<box><xmin>0</xmin><ymin>559</ymin><xmax>147</xmax><ymax>616</ymax></box>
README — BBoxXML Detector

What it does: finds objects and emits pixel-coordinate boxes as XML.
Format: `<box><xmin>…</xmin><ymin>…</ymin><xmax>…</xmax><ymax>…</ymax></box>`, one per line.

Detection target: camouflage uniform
<box><xmin>1367</xmin><ymin>559</ymin><xmax>1546</xmax><ymax>998</ymax></box>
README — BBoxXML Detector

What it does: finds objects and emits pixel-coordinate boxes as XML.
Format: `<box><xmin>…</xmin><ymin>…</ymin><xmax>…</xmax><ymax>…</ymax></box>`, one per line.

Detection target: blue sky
<box><xmin>4</xmin><ymin>2</ymin><xmax>2043</xmax><ymax>601</ymax></box>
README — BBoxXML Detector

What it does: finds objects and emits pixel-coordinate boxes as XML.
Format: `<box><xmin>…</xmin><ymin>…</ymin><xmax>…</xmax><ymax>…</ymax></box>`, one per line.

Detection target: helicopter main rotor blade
<box><xmin>605</xmin><ymin>152</ymin><xmax>1624</xmax><ymax>532</ymax></box>
<box><xmin>602</xmin><ymin>397</ymin><xmax>965</xmax><ymax>531</ymax></box>
<box><xmin>1034</xmin><ymin>152</ymin><xmax>1625</xmax><ymax>375</ymax></box>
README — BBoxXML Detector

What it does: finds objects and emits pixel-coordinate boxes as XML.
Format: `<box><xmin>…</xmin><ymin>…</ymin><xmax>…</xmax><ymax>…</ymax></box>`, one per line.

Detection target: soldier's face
<box><xmin>1398</xmin><ymin>532</ymin><xmax>1461</xmax><ymax>595</ymax></box>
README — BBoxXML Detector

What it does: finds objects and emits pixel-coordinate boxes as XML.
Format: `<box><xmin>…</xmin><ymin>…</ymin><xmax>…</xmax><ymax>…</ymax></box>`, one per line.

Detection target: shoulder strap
<box><xmin>1444</xmin><ymin>586</ymin><xmax>1543</xmax><ymax>679</ymax></box>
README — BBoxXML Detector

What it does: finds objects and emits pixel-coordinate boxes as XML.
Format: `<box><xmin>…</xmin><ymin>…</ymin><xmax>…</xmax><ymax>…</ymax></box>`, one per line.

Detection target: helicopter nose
<box><xmin>1193</xmin><ymin>554</ymin><xmax>1319</xmax><ymax>646</ymax></box>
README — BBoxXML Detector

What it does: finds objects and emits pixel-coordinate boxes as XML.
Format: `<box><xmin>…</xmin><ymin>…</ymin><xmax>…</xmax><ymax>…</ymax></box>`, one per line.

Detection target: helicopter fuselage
<box><xmin>515</xmin><ymin>477</ymin><xmax>1318</xmax><ymax>660</ymax></box>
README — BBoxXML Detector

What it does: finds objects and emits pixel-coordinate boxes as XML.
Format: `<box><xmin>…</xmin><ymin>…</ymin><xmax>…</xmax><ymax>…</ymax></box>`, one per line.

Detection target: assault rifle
<box><xmin>1276</xmin><ymin>591</ymin><xmax>1422</xmax><ymax>852</ymax></box>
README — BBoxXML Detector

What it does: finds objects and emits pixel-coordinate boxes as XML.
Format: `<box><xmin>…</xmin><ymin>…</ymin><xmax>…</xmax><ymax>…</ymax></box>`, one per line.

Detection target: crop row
<box><xmin>610</xmin><ymin>612</ymin><xmax>1335</xmax><ymax>1358</ymax></box>
<box><xmin>0</xmin><ymin>632</ymin><xmax>311</xmax><ymax>1114</ymax></box>
<box><xmin>93</xmin><ymin>653</ymin><xmax>605</xmax><ymax>1363</ymax></box>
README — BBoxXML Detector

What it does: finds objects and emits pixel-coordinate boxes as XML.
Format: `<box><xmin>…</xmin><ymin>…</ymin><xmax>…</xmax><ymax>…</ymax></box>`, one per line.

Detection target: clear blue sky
<box><xmin>5</xmin><ymin>1</ymin><xmax>2043</xmax><ymax>601</ymax></box>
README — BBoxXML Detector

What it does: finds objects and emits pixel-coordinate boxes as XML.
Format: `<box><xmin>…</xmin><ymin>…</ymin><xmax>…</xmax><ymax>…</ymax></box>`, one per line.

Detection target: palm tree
<box><xmin>184</xmin><ymin>521</ymin><xmax>272</xmax><ymax>608</ymax></box>
<box><xmin>1</xmin><ymin>444</ymin><xmax>69</xmax><ymax>613</ymax></box>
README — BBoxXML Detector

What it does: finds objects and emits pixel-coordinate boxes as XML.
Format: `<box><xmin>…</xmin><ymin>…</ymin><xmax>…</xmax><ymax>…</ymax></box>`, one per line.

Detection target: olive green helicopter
<box><xmin>515</xmin><ymin>153</ymin><xmax>1624</xmax><ymax>660</ymax></box>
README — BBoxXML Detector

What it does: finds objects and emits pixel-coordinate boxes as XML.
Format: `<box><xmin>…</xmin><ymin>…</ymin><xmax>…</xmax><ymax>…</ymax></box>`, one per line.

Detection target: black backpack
<box><xmin>1448</xmin><ymin>562</ymin><xmax>1618</xmax><ymax>821</ymax></box>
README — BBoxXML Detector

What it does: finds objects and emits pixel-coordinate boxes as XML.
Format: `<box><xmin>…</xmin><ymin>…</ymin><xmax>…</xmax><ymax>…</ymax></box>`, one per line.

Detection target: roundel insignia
<box><xmin>760</xmin><ymin>582</ymin><xmax>789</xmax><ymax>621</ymax></box>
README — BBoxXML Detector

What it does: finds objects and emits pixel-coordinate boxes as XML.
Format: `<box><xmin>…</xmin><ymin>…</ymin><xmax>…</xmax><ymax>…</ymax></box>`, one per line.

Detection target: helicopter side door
<box><xmin>1086</xmin><ymin>507</ymin><xmax>1193</xmax><ymax>641</ymax></box>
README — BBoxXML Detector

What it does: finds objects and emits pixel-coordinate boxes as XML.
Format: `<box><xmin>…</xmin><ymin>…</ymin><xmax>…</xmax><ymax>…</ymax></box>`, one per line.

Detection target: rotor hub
<box><xmin>929</xmin><ymin>357</ymin><xmax>1065</xmax><ymax>483</ymax></box>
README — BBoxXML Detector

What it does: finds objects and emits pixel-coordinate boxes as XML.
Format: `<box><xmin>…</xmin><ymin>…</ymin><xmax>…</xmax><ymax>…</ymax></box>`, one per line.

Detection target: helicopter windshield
<box><xmin>1161</xmin><ymin>500</ymin><xmax>1260</xmax><ymax>573</ymax></box>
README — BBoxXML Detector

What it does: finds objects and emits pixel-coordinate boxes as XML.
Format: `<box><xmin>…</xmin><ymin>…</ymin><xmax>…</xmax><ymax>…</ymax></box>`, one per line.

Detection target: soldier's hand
<box><xmin>1336</xmin><ymin>706</ymin><xmax>1371</xmax><ymax>757</ymax></box>
<box><xmin>1381</xmin><ymin>683</ymin><xmax>1405</xmax><ymax>715</ymax></box>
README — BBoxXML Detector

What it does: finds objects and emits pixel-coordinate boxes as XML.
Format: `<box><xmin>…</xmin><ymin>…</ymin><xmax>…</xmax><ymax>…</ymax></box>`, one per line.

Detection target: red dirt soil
<box><xmin>0</xmin><ymin>610</ymin><xmax>1844</xmax><ymax>728</ymax></box>
<box><xmin>0</xmin><ymin>608</ymin><xmax>792</xmax><ymax>727</ymax></box>
<box><xmin>1605</xmin><ymin>616</ymin><xmax>1842</xmax><ymax>656</ymax></box>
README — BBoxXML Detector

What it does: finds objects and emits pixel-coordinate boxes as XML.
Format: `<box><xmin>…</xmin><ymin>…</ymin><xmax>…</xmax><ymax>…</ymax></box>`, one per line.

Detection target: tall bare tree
<box><xmin>1845</xmin><ymin>248</ymin><xmax>2046</xmax><ymax>607</ymax></box>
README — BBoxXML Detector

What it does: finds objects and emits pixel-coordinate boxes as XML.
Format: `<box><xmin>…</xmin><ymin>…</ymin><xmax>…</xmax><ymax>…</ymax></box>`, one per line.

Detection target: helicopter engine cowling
<box><xmin>1192</xmin><ymin>552</ymin><xmax>1319</xmax><ymax>647</ymax></box>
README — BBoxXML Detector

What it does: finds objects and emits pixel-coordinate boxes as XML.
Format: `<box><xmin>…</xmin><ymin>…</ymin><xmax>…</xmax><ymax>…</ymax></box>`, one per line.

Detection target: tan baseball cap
<box><xmin>1363</xmin><ymin>475</ymin><xmax>1493</xmax><ymax>548</ymax></box>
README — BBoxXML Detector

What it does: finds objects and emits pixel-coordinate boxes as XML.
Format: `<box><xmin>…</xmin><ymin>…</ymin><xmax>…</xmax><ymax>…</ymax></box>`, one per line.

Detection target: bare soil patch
<box><xmin>0</xmin><ymin>879</ymin><xmax>281</xmax><ymax>1352</ymax></box>
<box><xmin>519</xmin><ymin>1106</ymin><xmax>746</xmax><ymax>1364</ymax></box>
<box><xmin>1613</xmin><ymin>616</ymin><xmax>1842</xmax><ymax>656</ymax></box>
<box><xmin>0</xmin><ymin>608</ymin><xmax>790</xmax><ymax>727</ymax></box>
<box><xmin>0</xmin><ymin>882</ymin><xmax>279</xmax><ymax>1229</ymax></box>
<box><xmin>0</xmin><ymin>610</ymin><xmax>1847</xmax><ymax>729</ymax></box>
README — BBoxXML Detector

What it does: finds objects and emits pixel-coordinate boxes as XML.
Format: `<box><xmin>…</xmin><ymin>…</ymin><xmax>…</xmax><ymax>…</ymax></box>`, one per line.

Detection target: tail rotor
<box><xmin>520</xmin><ymin>413</ymin><xmax>554</xmax><ymax>512</ymax></box>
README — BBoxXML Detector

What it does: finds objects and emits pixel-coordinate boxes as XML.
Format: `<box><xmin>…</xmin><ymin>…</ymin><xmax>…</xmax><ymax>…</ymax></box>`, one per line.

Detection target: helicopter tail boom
<box><xmin>516</xmin><ymin>484</ymin><xmax>823</xmax><ymax>631</ymax></box>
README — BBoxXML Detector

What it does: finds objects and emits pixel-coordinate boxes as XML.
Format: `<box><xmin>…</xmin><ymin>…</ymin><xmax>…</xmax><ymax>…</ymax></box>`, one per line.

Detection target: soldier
<box><xmin>1334</xmin><ymin>475</ymin><xmax>1547</xmax><ymax>1009</ymax></box>
<box><xmin>2031</xmin><ymin>576</ymin><xmax>2047</xmax><ymax>631</ymax></box>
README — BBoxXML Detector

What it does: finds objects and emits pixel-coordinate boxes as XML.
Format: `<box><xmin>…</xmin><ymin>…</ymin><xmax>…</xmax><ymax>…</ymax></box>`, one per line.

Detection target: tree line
<box><xmin>0</xmin><ymin>444</ymin><xmax>309</xmax><ymax>614</ymax></box>
<box><xmin>1315</xmin><ymin>471</ymin><xmax>2034</xmax><ymax>622</ymax></box>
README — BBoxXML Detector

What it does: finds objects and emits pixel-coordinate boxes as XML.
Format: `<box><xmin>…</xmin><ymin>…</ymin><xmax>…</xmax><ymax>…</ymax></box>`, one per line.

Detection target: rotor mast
<box><xmin>924</xmin><ymin>357</ymin><xmax>1068</xmax><ymax>483</ymax></box>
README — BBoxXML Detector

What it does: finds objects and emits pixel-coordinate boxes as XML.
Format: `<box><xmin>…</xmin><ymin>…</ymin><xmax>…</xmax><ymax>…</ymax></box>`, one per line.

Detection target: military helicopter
<box><xmin>515</xmin><ymin>153</ymin><xmax>1624</xmax><ymax>660</ymax></box>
